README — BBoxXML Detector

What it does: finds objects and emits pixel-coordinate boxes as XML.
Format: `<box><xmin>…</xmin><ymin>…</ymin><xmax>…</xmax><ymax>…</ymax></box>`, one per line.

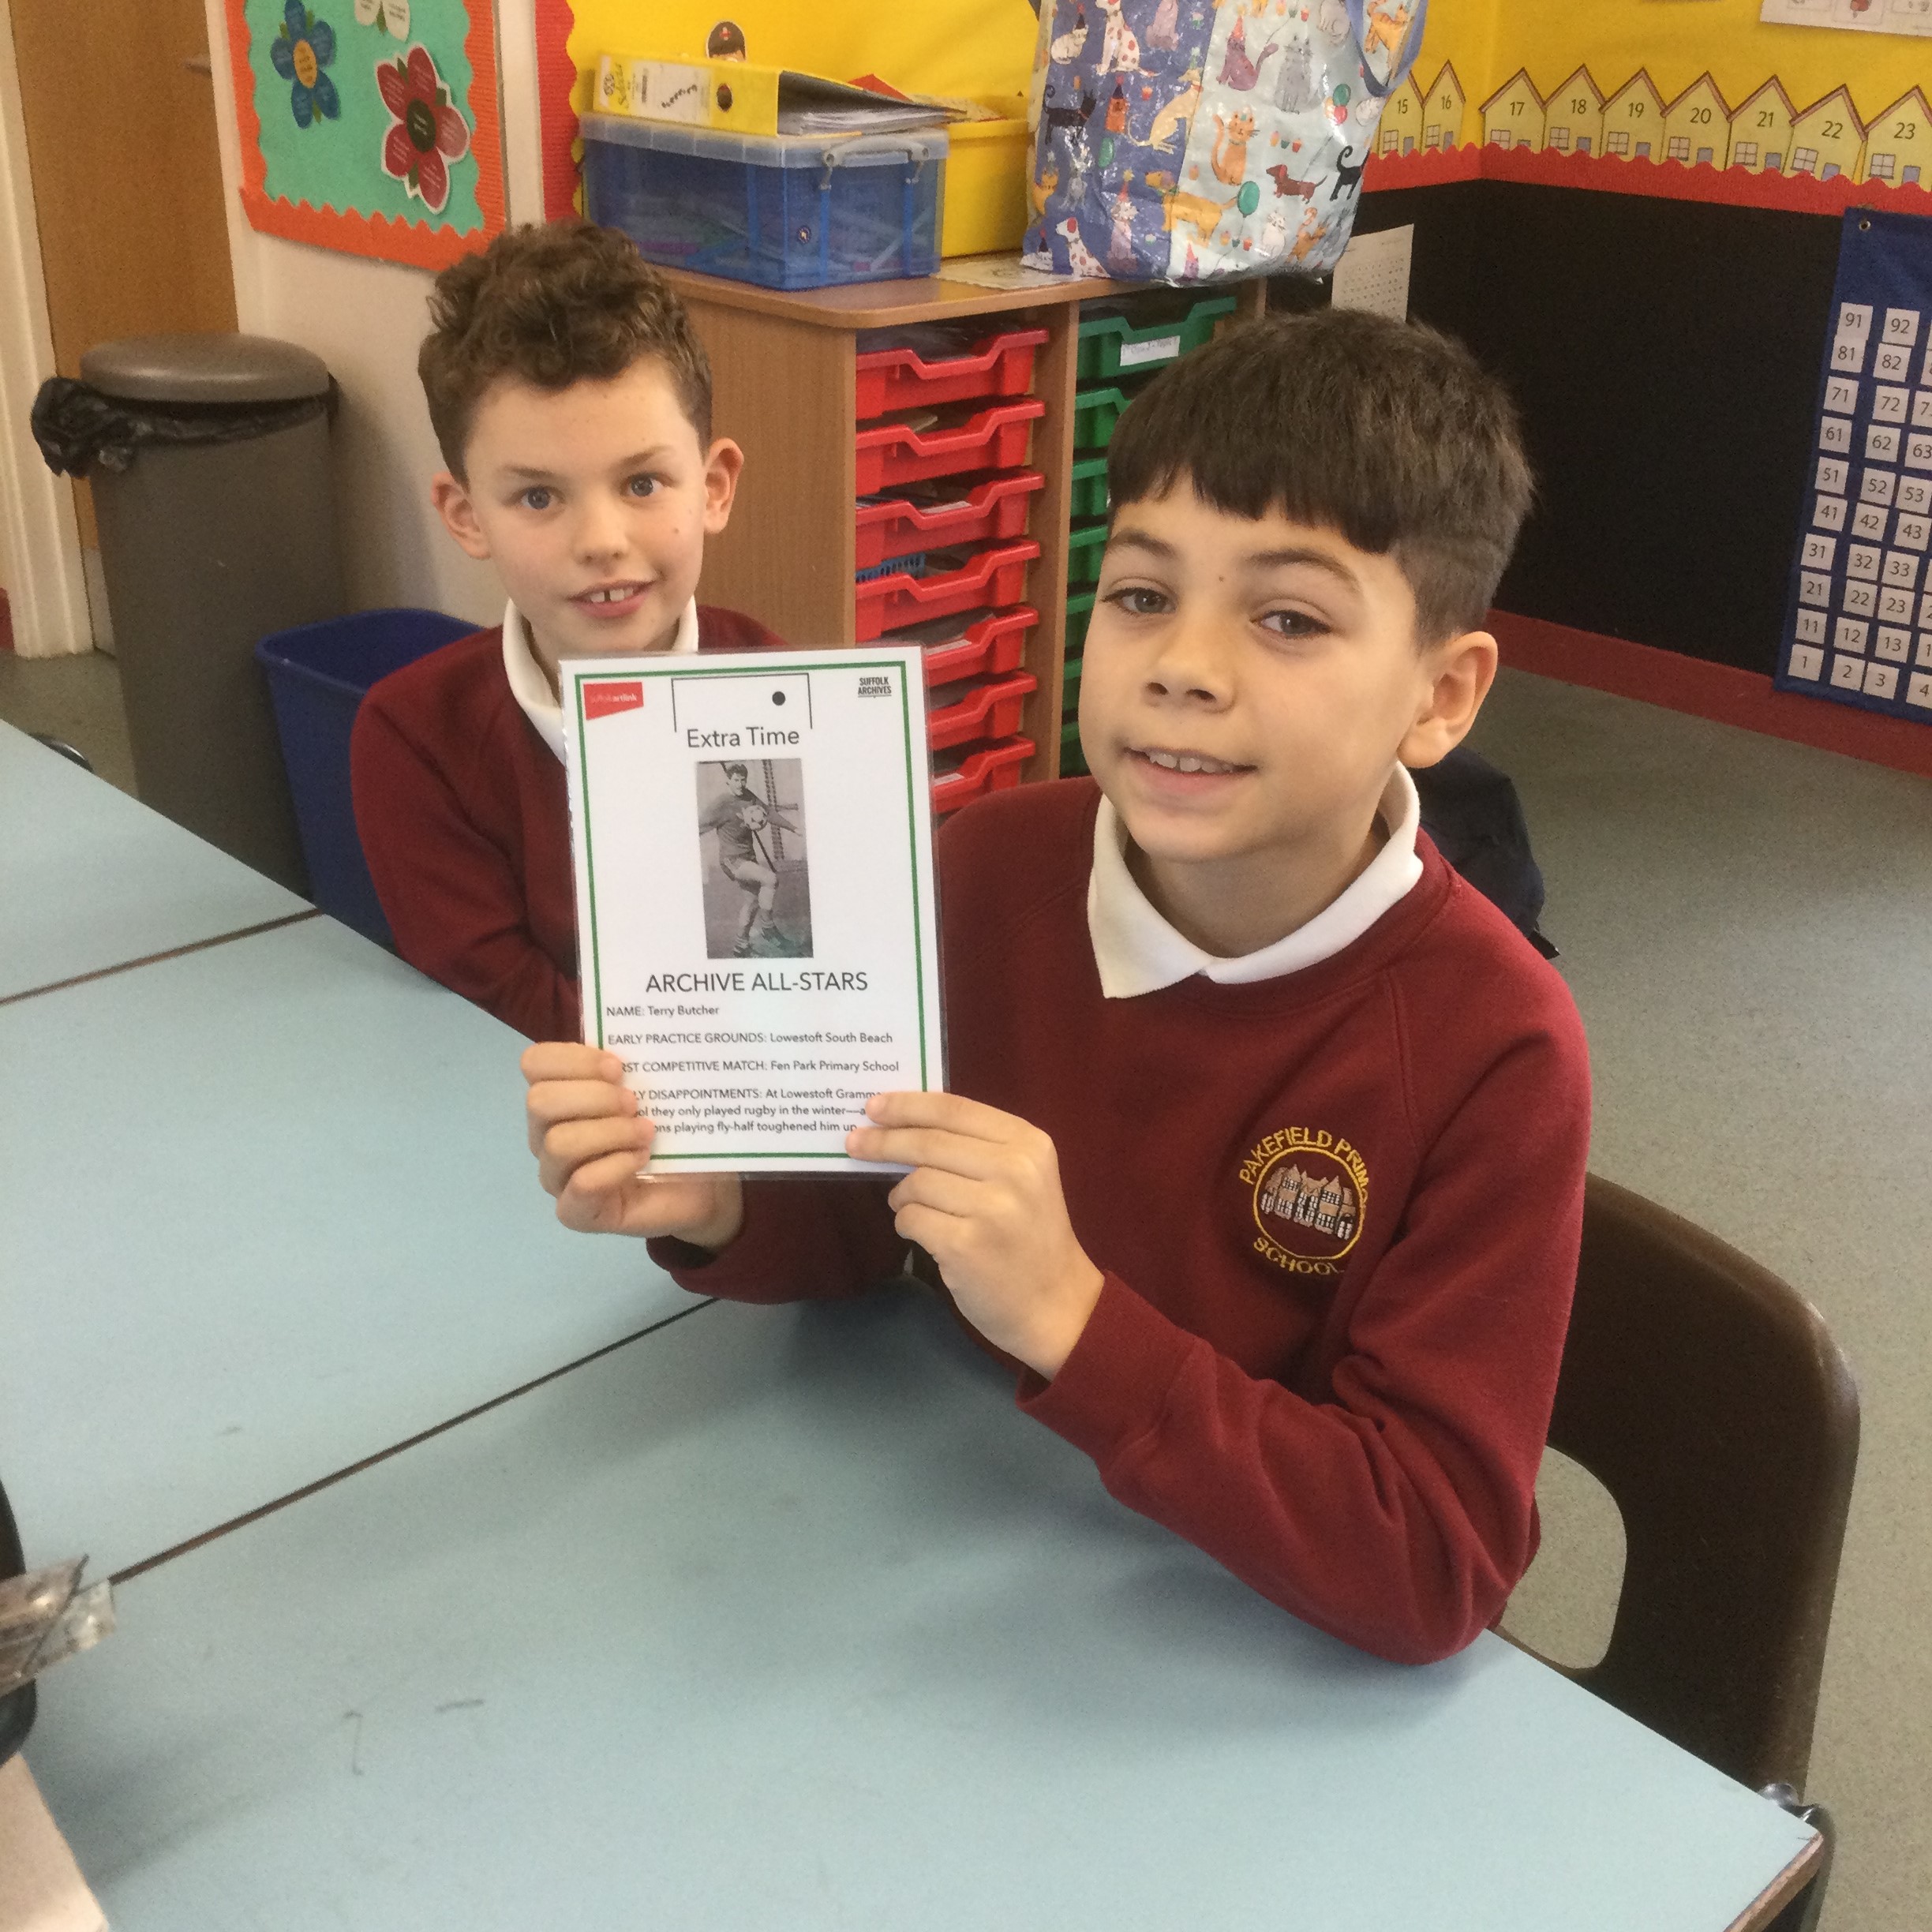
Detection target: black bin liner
<box><xmin>32</xmin><ymin>373</ymin><xmax>336</xmax><ymax>477</ymax></box>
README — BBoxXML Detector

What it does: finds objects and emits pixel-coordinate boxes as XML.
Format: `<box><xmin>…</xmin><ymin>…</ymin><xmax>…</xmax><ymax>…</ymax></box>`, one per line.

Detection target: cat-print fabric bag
<box><xmin>1021</xmin><ymin>0</ymin><xmax>1427</xmax><ymax>283</ymax></box>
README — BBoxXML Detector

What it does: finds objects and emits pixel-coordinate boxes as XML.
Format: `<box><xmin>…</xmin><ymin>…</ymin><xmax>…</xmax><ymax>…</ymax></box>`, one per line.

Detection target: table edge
<box><xmin>1724</xmin><ymin>1829</ymin><xmax>1824</xmax><ymax>1932</ymax></box>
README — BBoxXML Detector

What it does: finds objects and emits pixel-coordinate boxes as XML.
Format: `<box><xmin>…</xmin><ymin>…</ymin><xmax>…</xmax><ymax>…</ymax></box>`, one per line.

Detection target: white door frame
<box><xmin>0</xmin><ymin>0</ymin><xmax>92</xmax><ymax>657</ymax></box>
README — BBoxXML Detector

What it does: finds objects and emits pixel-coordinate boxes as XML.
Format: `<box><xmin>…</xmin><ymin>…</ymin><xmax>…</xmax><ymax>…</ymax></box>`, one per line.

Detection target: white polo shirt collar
<box><xmin>1087</xmin><ymin>765</ymin><xmax>1424</xmax><ymax>998</ymax></box>
<box><xmin>502</xmin><ymin>597</ymin><xmax>699</xmax><ymax>762</ymax></box>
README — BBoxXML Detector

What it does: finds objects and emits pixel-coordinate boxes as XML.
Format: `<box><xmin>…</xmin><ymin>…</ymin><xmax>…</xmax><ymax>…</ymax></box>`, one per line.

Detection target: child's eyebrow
<box><xmin>1244</xmin><ymin>546</ymin><xmax>1361</xmax><ymax>588</ymax></box>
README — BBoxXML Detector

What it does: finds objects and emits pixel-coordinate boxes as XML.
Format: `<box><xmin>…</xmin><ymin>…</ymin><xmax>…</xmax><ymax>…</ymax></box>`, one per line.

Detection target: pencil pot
<box><xmin>582</xmin><ymin>114</ymin><xmax>946</xmax><ymax>290</ymax></box>
<box><xmin>1022</xmin><ymin>0</ymin><xmax>1426</xmax><ymax>282</ymax></box>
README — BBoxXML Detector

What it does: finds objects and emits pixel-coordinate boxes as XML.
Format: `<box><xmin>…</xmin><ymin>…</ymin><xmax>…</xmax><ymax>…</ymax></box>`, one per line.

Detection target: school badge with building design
<box><xmin>1240</xmin><ymin>1128</ymin><xmax>1371</xmax><ymax>1276</ymax></box>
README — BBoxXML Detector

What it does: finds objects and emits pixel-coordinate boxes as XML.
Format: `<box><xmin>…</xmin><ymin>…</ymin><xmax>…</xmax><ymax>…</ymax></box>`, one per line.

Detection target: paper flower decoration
<box><xmin>271</xmin><ymin>2</ymin><xmax>339</xmax><ymax>128</ymax></box>
<box><xmin>354</xmin><ymin>0</ymin><xmax>410</xmax><ymax>34</ymax></box>
<box><xmin>376</xmin><ymin>45</ymin><xmax>470</xmax><ymax>214</ymax></box>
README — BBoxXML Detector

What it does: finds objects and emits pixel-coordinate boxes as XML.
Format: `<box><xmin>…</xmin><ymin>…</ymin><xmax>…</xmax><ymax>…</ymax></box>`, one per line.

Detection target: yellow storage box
<box><xmin>942</xmin><ymin>113</ymin><xmax>1031</xmax><ymax>258</ymax></box>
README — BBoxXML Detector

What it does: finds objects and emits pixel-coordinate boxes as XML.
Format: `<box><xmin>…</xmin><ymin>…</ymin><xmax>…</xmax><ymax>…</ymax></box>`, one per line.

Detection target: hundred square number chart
<box><xmin>1778</xmin><ymin>209</ymin><xmax>1932</xmax><ymax>722</ymax></box>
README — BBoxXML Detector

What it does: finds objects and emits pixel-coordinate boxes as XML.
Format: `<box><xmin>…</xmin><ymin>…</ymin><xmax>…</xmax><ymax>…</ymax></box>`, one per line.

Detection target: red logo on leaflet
<box><xmin>583</xmin><ymin>680</ymin><xmax>644</xmax><ymax>721</ymax></box>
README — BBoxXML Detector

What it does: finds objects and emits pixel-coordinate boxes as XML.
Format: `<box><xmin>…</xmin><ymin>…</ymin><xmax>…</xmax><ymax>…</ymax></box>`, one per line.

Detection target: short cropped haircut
<box><xmin>419</xmin><ymin>221</ymin><xmax>713</xmax><ymax>475</ymax></box>
<box><xmin>1106</xmin><ymin>309</ymin><xmax>1533</xmax><ymax>644</ymax></box>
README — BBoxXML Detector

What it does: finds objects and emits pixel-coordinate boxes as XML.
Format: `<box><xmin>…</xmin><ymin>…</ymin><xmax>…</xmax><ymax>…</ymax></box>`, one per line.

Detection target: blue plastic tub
<box><xmin>581</xmin><ymin>112</ymin><xmax>945</xmax><ymax>290</ymax></box>
<box><xmin>256</xmin><ymin>608</ymin><xmax>475</xmax><ymax>944</ymax></box>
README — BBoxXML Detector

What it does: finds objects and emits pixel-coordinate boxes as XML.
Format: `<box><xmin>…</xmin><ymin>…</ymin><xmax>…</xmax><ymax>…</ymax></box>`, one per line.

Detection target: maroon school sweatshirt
<box><xmin>655</xmin><ymin>777</ymin><xmax>1592</xmax><ymax>1665</ymax></box>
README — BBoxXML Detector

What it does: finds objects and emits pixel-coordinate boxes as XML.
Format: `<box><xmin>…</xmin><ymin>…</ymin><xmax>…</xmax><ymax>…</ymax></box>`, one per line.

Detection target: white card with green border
<box><xmin>560</xmin><ymin>645</ymin><xmax>943</xmax><ymax>1174</ymax></box>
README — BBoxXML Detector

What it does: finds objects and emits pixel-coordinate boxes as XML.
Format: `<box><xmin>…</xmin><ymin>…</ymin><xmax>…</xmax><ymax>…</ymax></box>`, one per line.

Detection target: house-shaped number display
<box><xmin>1544</xmin><ymin>67</ymin><xmax>1604</xmax><ymax>157</ymax></box>
<box><xmin>1601</xmin><ymin>72</ymin><xmax>1666</xmax><ymax>162</ymax></box>
<box><xmin>1481</xmin><ymin>69</ymin><xmax>1544</xmax><ymax>153</ymax></box>
<box><xmin>1422</xmin><ymin>62</ymin><xmax>1467</xmax><ymax>152</ymax></box>
<box><xmin>1728</xmin><ymin>78</ymin><xmax>1798</xmax><ymax>174</ymax></box>
<box><xmin>1664</xmin><ymin>74</ymin><xmax>1730</xmax><ymax>169</ymax></box>
<box><xmin>1862</xmin><ymin>88</ymin><xmax>1932</xmax><ymax>187</ymax></box>
<box><xmin>1377</xmin><ymin>74</ymin><xmax>1425</xmax><ymax>157</ymax></box>
<box><xmin>1788</xmin><ymin>86</ymin><xmax>1866</xmax><ymax>182</ymax></box>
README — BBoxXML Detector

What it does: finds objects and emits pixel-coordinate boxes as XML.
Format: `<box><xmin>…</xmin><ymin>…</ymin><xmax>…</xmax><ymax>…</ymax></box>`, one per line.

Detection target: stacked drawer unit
<box><xmin>853</xmin><ymin>322</ymin><xmax>1050</xmax><ymax>815</ymax></box>
<box><xmin>1060</xmin><ymin>292</ymin><xmax>1237</xmax><ymax>778</ymax></box>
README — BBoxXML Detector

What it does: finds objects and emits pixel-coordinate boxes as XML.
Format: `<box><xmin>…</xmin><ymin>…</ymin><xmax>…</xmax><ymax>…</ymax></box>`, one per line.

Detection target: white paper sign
<box><xmin>560</xmin><ymin>646</ymin><xmax>944</xmax><ymax>1174</ymax></box>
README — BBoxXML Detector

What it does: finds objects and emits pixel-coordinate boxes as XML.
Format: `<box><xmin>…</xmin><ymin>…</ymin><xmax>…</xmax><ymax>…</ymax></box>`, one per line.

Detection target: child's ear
<box><xmin>432</xmin><ymin>471</ymin><xmax>492</xmax><ymax>560</ymax></box>
<box><xmin>702</xmin><ymin>438</ymin><xmax>745</xmax><ymax>535</ymax></box>
<box><xmin>1398</xmin><ymin>629</ymin><xmax>1499</xmax><ymax>769</ymax></box>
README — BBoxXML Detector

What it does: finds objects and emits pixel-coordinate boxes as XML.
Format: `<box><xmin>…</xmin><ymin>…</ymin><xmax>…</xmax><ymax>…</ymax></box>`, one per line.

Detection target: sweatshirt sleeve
<box><xmin>647</xmin><ymin>1174</ymin><xmax>906</xmax><ymax>1302</ymax></box>
<box><xmin>350</xmin><ymin>697</ymin><xmax>578</xmax><ymax>1044</ymax></box>
<box><xmin>1018</xmin><ymin>1018</ymin><xmax>1590</xmax><ymax>1666</ymax></box>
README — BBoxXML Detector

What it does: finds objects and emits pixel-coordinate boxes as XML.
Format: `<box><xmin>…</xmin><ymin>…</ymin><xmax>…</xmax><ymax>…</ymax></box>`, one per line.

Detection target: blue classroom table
<box><xmin>0</xmin><ymin>720</ymin><xmax>309</xmax><ymax>1002</ymax></box>
<box><xmin>0</xmin><ymin>914</ymin><xmax>691</xmax><ymax>1579</ymax></box>
<box><xmin>28</xmin><ymin>1294</ymin><xmax>1817</xmax><ymax>1931</ymax></box>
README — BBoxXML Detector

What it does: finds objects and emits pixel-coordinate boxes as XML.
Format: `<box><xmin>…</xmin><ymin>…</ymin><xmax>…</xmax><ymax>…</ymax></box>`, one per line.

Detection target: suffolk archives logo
<box><xmin>1240</xmin><ymin>1128</ymin><xmax>1369</xmax><ymax>1275</ymax></box>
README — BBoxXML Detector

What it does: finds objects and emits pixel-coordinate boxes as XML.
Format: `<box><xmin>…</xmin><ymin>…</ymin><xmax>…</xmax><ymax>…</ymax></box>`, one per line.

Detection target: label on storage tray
<box><xmin>1118</xmin><ymin>334</ymin><xmax>1182</xmax><ymax>369</ymax></box>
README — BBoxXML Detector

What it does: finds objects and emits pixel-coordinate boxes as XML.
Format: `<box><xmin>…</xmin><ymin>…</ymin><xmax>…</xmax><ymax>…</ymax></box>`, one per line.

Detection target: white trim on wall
<box><xmin>0</xmin><ymin>0</ymin><xmax>92</xmax><ymax>657</ymax></box>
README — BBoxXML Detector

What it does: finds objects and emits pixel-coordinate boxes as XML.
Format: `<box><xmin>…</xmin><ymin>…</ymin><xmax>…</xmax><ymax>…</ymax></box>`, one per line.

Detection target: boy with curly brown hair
<box><xmin>352</xmin><ymin>221</ymin><xmax>781</xmax><ymax>1042</ymax></box>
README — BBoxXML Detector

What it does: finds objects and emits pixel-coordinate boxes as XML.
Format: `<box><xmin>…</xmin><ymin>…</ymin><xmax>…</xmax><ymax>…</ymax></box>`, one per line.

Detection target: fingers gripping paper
<box><xmin>561</xmin><ymin>647</ymin><xmax>945</xmax><ymax>1173</ymax></box>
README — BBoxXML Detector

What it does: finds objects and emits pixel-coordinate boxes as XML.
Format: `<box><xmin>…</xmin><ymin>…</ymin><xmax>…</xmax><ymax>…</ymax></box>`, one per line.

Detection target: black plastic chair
<box><xmin>1529</xmin><ymin>1175</ymin><xmax>1859</xmax><ymax>1929</ymax></box>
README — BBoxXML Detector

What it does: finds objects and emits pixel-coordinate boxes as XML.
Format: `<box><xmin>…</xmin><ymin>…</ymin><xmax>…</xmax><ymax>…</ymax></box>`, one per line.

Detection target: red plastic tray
<box><xmin>856</xmin><ymin>327</ymin><xmax>1049</xmax><ymax>418</ymax></box>
<box><xmin>855</xmin><ymin>470</ymin><xmax>1045</xmax><ymax>570</ymax></box>
<box><xmin>854</xmin><ymin>537</ymin><xmax>1040</xmax><ymax>642</ymax></box>
<box><xmin>931</xmin><ymin>736</ymin><xmax>1035</xmax><ymax>814</ymax></box>
<box><xmin>854</xmin><ymin>399</ymin><xmax>1046</xmax><ymax>494</ymax></box>
<box><xmin>928</xmin><ymin>669</ymin><xmax>1038</xmax><ymax>751</ymax></box>
<box><xmin>906</xmin><ymin>606</ymin><xmax>1038</xmax><ymax>687</ymax></box>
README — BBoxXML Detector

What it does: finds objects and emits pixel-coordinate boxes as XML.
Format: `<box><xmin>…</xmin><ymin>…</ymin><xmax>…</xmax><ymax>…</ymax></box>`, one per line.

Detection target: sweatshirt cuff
<box><xmin>1017</xmin><ymin>1271</ymin><xmax>1196</xmax><ymax>1464</ymax></box>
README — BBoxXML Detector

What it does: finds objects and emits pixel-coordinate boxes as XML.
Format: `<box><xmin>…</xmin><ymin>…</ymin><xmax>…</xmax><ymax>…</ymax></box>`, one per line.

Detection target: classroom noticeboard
<box><xmin>1776</xmin><ymin>208</ymin><xmax>1932</xmax><ymax>722</ymax></box>
<box><xmin>223</xmin><ymin>0</ymin><xmax>504</xmax><ymax>268</ymax></box>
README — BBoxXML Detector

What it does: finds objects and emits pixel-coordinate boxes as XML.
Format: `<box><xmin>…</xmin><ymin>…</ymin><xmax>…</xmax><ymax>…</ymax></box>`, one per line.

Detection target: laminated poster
<box><xmin>560</xmin><ymin>647</ymin><xmax>944</xmax><ymax>1174</ymax></box>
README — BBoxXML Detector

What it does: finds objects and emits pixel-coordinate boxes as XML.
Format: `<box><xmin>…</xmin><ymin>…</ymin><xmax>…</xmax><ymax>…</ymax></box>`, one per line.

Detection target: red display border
<box><xmin>1364</xmin><ymin>137</ymin><xmax>1932</xmax><ymax>219</ymax></box>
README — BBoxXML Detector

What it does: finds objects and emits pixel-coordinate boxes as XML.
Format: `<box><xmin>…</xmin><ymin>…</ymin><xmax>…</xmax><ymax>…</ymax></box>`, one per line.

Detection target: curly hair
<box><xmin>419</xmin><ymin>221</ymin><xmax>713</xmax><ymax>475</ymax></box>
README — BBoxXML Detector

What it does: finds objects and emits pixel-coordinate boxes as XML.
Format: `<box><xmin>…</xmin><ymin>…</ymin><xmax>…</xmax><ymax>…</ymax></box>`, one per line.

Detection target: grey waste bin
<box><xmin>80</xmin><ymin>335</ymin><xmax>344</xmax><ymax>893</ymax></box>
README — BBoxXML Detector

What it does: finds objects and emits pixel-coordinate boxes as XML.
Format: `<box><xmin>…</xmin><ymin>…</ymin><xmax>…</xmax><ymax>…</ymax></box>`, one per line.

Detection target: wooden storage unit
<box><xmin>670</xmin><ymin>264</ymin><xmax>1266</xmax><ymax>784</ymax></box>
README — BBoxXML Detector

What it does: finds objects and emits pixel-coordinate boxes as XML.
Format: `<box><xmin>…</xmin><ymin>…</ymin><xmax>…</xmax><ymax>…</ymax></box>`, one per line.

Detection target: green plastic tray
<box><xmin>1059</xmin><ymin>717</ymin><xmax>1088</xmax><ymax>777</ymax></box>
<box><xmin>1069</xmin><ymin>455</ymin><xmax>1110</xmax><ymax>521</ymax></box>
<box><xmin>1071</xmin><ymin>384</ymin><xmax>1137</xmax><ymax>451</ymax></box>
<box><xmin>1065</xmin><ymin>520</ymin><xmax>1110</xmax><ymax>589</ymax></box>
<box><xmin>1065</xmin><ymin>590</ymin><xmax>1096</xmax><ymax>657</ymax></box>
<box><xmin>1075</xmin><ymin>293</ymin><xmax>1237</xmax><ymax>380</ymax></box>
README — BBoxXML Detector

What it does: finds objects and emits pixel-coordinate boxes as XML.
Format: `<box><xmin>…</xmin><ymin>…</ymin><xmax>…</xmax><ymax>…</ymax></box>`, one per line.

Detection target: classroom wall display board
<box><xmin>532</xmin><ymin>1</ymin><xmax>1039</xmax><ymax>222</ymax></box>
<box><xmin>1361</xmin><ymin>0</ymin><xmax>1932</xmax><ymax>216</ymax></box>
<box><xmin>1775</xmin><ymin>208</ymin><xmax>1932</xmax><ymax>722</ymax></box>
<box><xmin>222</xmin><ymin>0</ymin><xmax>504</xmax><ymax>268</ymax></box>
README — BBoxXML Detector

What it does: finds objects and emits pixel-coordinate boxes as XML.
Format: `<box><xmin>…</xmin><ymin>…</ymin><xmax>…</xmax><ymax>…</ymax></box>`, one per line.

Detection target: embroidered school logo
<box><xmin>1239</xmin><ymin>1128</ymin><xmax>1370</xmax><ymax>1275</ymax></box>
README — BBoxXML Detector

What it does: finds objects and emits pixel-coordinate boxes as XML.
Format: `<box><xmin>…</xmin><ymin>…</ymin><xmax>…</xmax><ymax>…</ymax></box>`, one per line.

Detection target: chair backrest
<box><xmin>1546</xmin><ymin>1175</ymin><xmax>1859</xmax><ymax>1793</ymax></box>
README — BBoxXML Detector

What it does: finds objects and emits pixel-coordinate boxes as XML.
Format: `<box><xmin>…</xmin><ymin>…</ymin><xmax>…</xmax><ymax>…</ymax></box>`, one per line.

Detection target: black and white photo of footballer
<box><xmin>695</xmin><ymin>758</ymin><xmax>813</xmax><ymax>960</ymax></box>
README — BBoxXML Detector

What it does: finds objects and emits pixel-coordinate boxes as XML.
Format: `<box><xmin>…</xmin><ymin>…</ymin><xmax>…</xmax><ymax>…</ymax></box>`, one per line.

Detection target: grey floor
<box><xmin>2</xmin><ymin>653</ymin><xmax>1926</xmax><ymax>1928</ymax></box>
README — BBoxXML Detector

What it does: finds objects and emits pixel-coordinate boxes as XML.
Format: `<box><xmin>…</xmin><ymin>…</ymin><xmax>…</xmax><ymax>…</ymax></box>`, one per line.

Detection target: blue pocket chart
<box><xmin>1777</xmin><ymin>208</ymin><xmax>1932</xmax><ymax>722</ymax></box>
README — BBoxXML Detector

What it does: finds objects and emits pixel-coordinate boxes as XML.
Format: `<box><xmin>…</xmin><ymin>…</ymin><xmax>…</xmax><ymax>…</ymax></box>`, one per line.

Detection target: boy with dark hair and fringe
<box><xmin>522</xmin><ymin>309</ymin><xmax>1590</xmax><ymax>1666</ymax></box>
<box><xmin>352</xmin><ymin>221</ymin><xmax>781</xmax><ymax>1043</ymax></box>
